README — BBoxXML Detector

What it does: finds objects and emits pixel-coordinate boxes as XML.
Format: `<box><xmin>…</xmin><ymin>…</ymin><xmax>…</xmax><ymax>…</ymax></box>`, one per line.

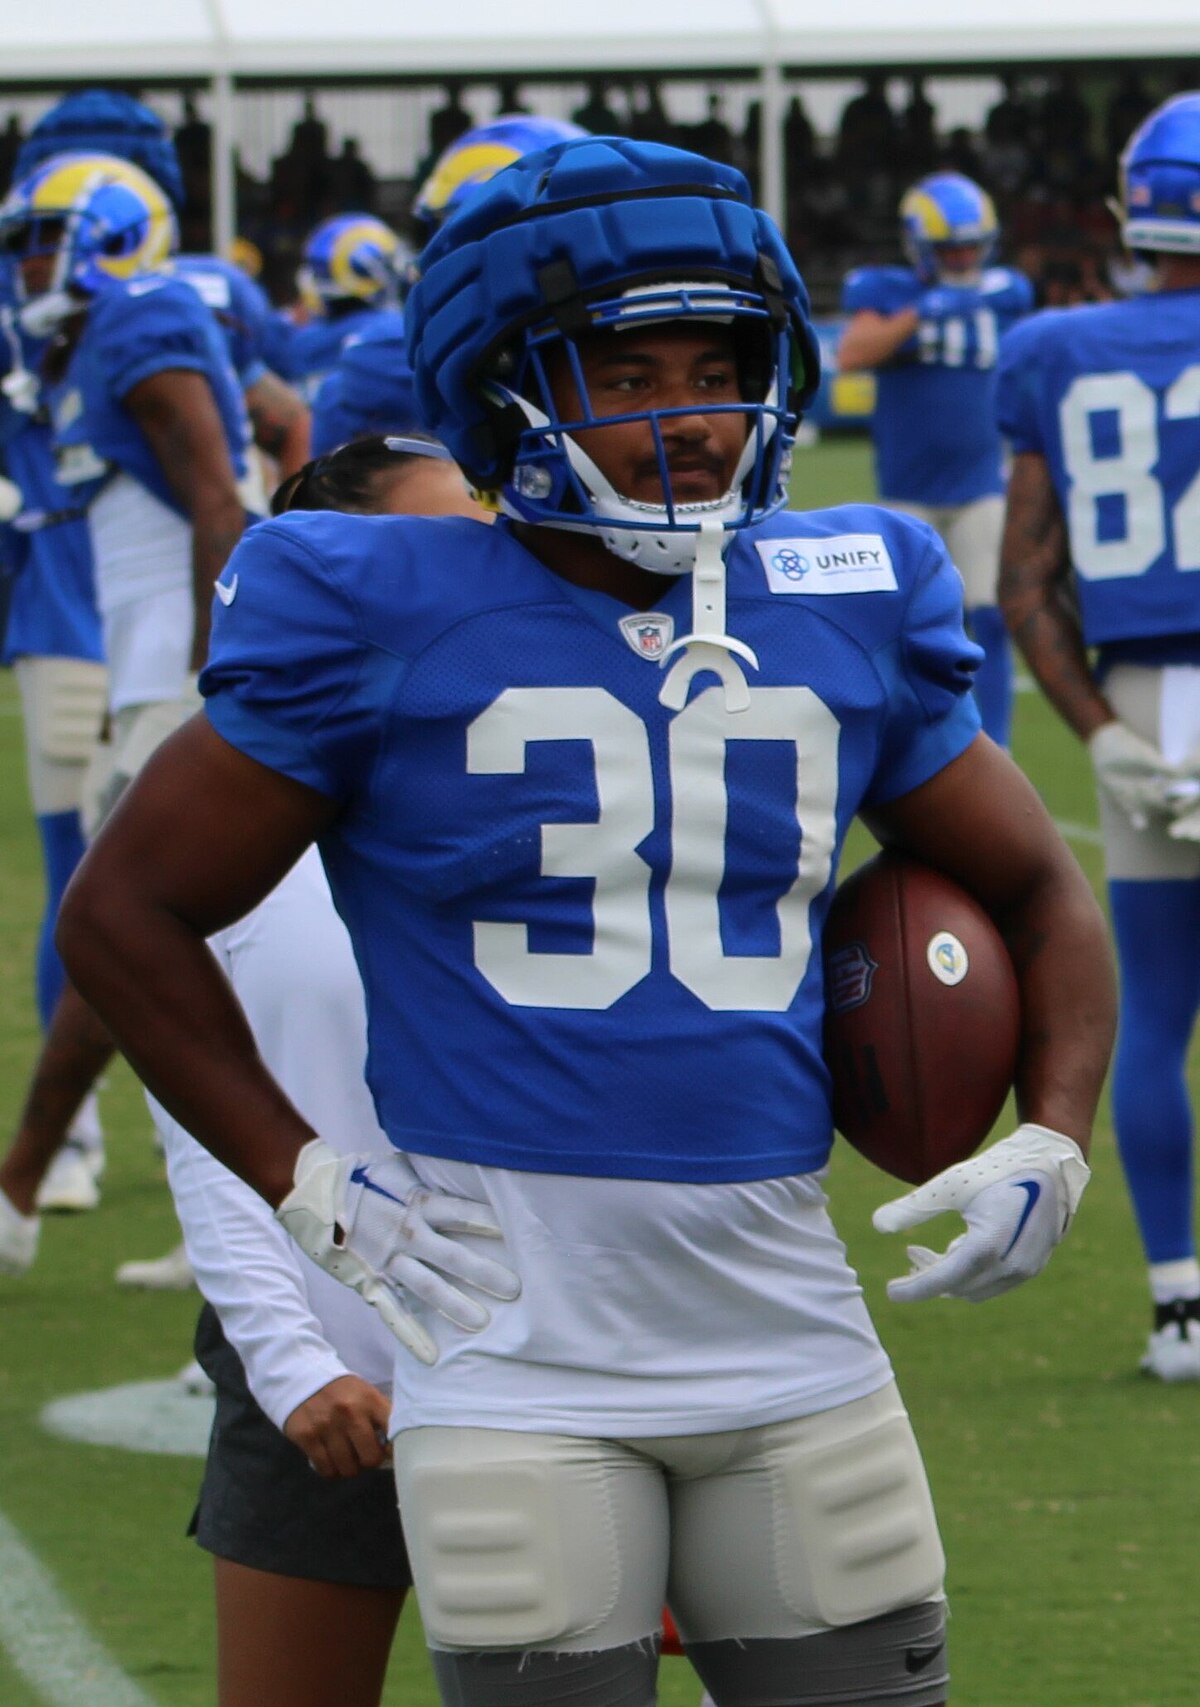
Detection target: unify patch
<box><xmin>755</xmin><ymin>534</ymin><xmax>898</xmax><ymax>595</ymax></box>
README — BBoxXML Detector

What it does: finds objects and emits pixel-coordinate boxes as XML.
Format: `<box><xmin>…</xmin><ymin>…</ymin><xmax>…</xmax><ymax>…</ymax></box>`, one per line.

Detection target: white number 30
<box><xmin>467</xmin><ymin>685</ymin><xmax>840</xmax><ymax>1013</ymax></box>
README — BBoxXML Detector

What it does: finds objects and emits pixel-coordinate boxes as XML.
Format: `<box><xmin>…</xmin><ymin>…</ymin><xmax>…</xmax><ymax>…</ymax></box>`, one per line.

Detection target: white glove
<box><xmin>1167</xmin><ymin>780</ymin><xmax>1200</xmax><ymax>842</ymax></box>
<box><xmin>1087</xmin><ymin>720</ymin><xmax>1181</xmax><ymax>830</ymax></box>
<box><xmin>872</xmin><ymin>1124</ymin><xmax>1090</xmax><ymax>1304</ymax></box>
<box><xmin>276</xmin><ymin>1138</ymin><xmax>521</xmax><ymax>1364</ymax></box>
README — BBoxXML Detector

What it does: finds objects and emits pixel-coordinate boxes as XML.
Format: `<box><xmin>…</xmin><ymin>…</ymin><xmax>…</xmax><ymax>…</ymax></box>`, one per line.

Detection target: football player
<box><xmin>0</xmin><ymin>151</ymin><xmax>249</xmax><ymax>1245</ymax></box>
<box><xmin>838</xmin><ymin>172</ymin><xmax>1033</xmax><ymax>746</ymax></box>
<box><xmin>58</xmin><ymin>138</ymin><xmax>1113</xmax><ymax>1707</ymax></box>
<box><xmin>997</xmin><ymin>92</ymin><xmax>1200</xmax><ymax>1382</ymax></box>
<box><xmin>309</xmin><ymin>115</ymin><xmax>586</xmax><ymax>455</ymax></box>
<box><xmin>263</xmin><ymin>213</ymin><xmax>407</xmax><ymax>404</ymax></box>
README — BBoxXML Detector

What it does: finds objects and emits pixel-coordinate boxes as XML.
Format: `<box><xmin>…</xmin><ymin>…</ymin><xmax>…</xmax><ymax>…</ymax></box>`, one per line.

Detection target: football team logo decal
<box><xmin>926</xmin><ymin>931</ymin><xmax>969</xmax><ymax>986</ymax></box>
<box><xmin>618</xmin><ymin>611</ymin><xmax>674</xmax><ymax>660</ymax></box>
<box><xmin>827</xmin><ymin>941</ymin><xmax>879</xmax><ymax>1012</ymax></box>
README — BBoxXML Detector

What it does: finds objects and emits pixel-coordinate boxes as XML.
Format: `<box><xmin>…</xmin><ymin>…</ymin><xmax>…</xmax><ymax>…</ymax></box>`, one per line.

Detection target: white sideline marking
<box><xmin>0</xmin><ymin>1504</ymin><xmax>157</xmax><ymax>1706</ymax></box>
<box><xmin>1054</xmin><ymin>818</ymin><xmax>1103</xmax><ymax>848</ymax></box>
<box><xmin>41</xmin><ymin>1381</ymin><xmax>213</xmax><ymax>1458</ymax></box>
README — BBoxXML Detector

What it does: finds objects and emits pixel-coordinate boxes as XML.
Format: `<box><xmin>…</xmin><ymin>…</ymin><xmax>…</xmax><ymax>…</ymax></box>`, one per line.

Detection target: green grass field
<box><xmin>1</xmin><ymin>436</ymin><xmax>1198</xmax><ymax>1705</ymax></box>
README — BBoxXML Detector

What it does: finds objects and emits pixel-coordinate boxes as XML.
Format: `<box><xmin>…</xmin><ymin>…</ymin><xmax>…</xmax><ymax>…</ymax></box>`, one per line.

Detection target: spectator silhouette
<box><xmin>0</xmin><ymin>115</ymin><xmax>25</xmax><ymax>195</ymax></box>
<box><xmin>429</xmin><ymin>81</ymin><xmax>472</xmax><ymax>160</ymax></box>
<box><xmin>573</xmin><ymin>79</ymin><xmax>622</xmax><ymax>135</ymax></box>
<box><xmin>328</xmin><ymin>139</ymin><xmax>376</xmax><ymax>214</ymax></box>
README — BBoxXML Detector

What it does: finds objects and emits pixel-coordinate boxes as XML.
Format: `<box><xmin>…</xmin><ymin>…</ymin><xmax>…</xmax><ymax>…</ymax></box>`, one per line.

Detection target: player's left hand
<box><xmin>872</xmin><ymin>1124</ymin><xmax>1091</xmax><ymax>1303</ymax></box>
<box><xmin>284</xmin><ymin>1374</ymin><xmax>392</xmax><ymax>1478</ymax></box>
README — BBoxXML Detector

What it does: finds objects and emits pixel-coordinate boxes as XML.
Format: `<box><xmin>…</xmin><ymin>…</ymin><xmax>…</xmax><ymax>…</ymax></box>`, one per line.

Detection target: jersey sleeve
<box><xmin>91</xmin><ymin>281</ymin><xmax>219</xmax><ymax>403</ymax></box>
<box><xmin>841</xmin><ymin>267</ymin><xmax>906</xmax><ymax>316</ymax></box>
<box><xmin>995</xmin><ymin>317</ymin><xmax>1047</xmax><ymax>453</ymax></box>
<box><xmin>866</xmin><ymin>528</ymin><xmax>982</xmax><ymax>804</ymax></box>
<box><xmin>200</xmin><ymin>518</ymin><xmax>386</xmax><ymax>799</ymax></box>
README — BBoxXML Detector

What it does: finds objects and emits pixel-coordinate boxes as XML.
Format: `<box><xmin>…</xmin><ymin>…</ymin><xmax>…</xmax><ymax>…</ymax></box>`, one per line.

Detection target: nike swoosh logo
<box><xmin>905</xmin><ymin>1642</ymin><xmax>945</xmax><ymax>1674</ymax></box>
<box><xmin>126</xmin><ymin>277</ymin><xmax>166</xmax><ymax>297</ymax></box>
<box><xmin>214</xmin><ymin>574</ymin><xmax>238</xmax><ymax>606</ymax></box>
<box><xmin>1003</xmin><ymin>1179</ymin><xmax>1042</xmax><ymax>1256</ymax></box>
<box><xmin>349</xmin><ymin>1164</ymin><xmax>405</xmax><ymax>1206</ymax></box>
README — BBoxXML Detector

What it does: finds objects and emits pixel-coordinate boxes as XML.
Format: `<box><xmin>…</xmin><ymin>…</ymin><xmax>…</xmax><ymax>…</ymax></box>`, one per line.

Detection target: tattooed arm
<box><xmin>998</xmin><ymin>450</ymin><xmax>1113</xmax><ymax>742</ymax></box>
<box><xmin>244</xmin><ymin>369</ymin><xmax>311</xmax><ymax>478</ymax></box>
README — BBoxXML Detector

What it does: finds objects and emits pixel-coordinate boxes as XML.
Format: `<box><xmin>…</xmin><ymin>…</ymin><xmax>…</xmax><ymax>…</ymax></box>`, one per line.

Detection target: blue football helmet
<box><xmin>0</xmin><ymin>152</ymin><xmax>177</xmax><ymax>334</ymax></box>
<box><xmin>406</xmin><ymin>136</ymin><xmax>820</xmax><ymax>576</ymax></box>
<box><xmin>15</xmin><ymin>89</ymin><xmax>185</xmax><ymax>213</ymax></box>
<box><xmin>1119</xmin><ymin>92</ymin><xmax>1200</xmax><ymax>255</ymax></box>
<box><xmin>899</xmin><ymin>172</ymin><xmax>998</xmax><ymax>283</ymax></box>
<box><xmin>296</xmin><ymin>214</ymin><xmax>407</xmax><ymax>311</ymax></box>
<box><xmin>412</xmin><ymin>115</ymin><xmax>589</xmax><ymax>238</ymax></box>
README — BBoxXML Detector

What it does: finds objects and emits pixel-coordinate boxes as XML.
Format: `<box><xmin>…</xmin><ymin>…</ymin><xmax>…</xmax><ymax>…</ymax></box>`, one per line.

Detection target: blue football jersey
<box><xmin>997</xmin><ymin>288</ymin><xmax>1200</xmax><ymax>648</ymax></box>
<box><xmin>264</xmin><ymin>303</ymin><xmax>381</xmax><ymax>404</ymax></box>
<box><xmin>173</xmin><ymin>254</ymin><xmax>273</xmax><ymax>389</ymax></box>
<box><xmin>202</xmin><ymin>506</ymin><xmax>980</xmax><ymax>1185</ymax></box>
<box><xmin>0</xmin><ymin>318</ymin><xmax>102</xmax><ymax>664</ymax></box>
<box><xmin>310</xmin><ymin>310</ymin><xmax>419</xmax><ymax>455</ymax></box>
<box><xmin>0</xmin><ymin>402</ymin><xmax>102</xmax><ymax>665</ymax></box>
<box><xmin>841</xmin><ymin>264</ymin><xmax>1033</xmax><ymax>505</ymax></box>
<box><xmin>49</xmin><ymin>275</ymin><xmax>250</xmax><ymax>520</ymax></box>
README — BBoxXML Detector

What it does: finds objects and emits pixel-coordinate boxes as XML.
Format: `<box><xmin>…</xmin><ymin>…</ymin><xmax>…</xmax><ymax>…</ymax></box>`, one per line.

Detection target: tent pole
<box><xmin>211</xmin><ymin>70</ymin><xmax>236</xmax><ymax>255</ymax></box>
<box><xmin>758</xmin><ymin>59</ymin><xmax>785</xmax><ymax>234</ymax></box>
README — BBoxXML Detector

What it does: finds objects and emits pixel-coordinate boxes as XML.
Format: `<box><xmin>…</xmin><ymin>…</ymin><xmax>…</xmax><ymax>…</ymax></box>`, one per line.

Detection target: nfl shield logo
<box><xmin>827</xmin><ymin>942</ymin><xmax>878</xmax><ymax>1013</ymax></box>
<box><xmin>618</xmin><ymin>611</ymin><xmax>674</xmax><ymax>661</ymax></box>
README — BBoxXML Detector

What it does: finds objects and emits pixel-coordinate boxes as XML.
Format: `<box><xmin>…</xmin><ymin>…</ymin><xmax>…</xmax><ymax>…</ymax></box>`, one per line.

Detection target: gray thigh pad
<box><xmin>429</xmin><ymin>1641</ymin><xmax>655</xmax><ymax>1707</ymax></box>
<box><xmin>687</xmin><ymin>1599</ymin><xmax>947</xmax><ymax>1707</ymax></box>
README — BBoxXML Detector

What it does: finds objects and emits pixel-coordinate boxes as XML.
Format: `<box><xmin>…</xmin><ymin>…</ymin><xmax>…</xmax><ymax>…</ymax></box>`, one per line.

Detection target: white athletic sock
<box><xmin>1149</xmin><ymin>1259</ymin><xmax>1200</xmax><ymax>1305</ymax></box>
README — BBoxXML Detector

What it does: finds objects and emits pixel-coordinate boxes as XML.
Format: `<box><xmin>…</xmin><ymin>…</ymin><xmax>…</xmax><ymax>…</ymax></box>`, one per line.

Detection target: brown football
<box><xmin>822</xmin><ymin>851</ymin><xmax>1020</xmax><ymax>1184</ymax></box>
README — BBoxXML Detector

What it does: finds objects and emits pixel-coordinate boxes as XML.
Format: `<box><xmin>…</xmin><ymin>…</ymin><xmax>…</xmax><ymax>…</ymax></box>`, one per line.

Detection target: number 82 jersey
<box><xmin>202</xmin><ymin>506</ymin><xmax>980</xmax><ymax>1184</ymax></box>
<box><xmin>997</xmin><ymin>289</ymin><xmax>1200</xmax><ymax>647</ymax></box>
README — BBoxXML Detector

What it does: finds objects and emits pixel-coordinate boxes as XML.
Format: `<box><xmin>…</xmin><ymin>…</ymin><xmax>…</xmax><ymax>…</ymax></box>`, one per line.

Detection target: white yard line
<box><xmin>0</xmin><ymin>1505</ymin><xmax>158</xmax><ymax>1707</ymax></box>
<box><xmin>1053</xmin><ymin>818</ymin><xmax>1104</xmax><ymax>847</ymax></box>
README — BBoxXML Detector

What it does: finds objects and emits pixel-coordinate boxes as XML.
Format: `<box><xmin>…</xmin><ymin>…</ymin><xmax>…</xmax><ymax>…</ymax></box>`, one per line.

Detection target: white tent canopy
<box><xmin>7</xmin><ymin>0</ymin><xmax>1198</xmax><ymax>245</ymax></box>
<box><xmin>8</xmin><ymin>0</ymin><xmax>1200</xmax><ymax>82</ymax></box>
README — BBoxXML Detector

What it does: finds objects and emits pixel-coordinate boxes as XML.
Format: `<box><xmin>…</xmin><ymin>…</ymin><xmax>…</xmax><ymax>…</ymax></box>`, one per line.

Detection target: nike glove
<box><xmin>1087</xmin><ymin>720</ymin><xmax>1181</xmax><ymax>830</ymax></box>
<box><xmin>872</xmin><ymin>1124</ymin><xmax>1090</xmax><ymax>1304</ymax></box>
<box><xmin>276</xmin><ymin>1138</ymin><xmax>521</xmax><ymax>1363</ymax></box>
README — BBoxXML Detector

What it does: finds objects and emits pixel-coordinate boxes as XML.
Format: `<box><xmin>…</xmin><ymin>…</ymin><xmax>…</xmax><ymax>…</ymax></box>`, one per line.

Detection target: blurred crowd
<box><xmin>1</xmin><ymin>65</ymin><xmax>1197</xmax><ymax>312</ymax></box>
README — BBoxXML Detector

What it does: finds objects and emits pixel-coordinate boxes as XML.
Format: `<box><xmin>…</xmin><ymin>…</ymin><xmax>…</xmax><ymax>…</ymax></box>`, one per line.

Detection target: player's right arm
<box><xmin>836</xmin><ymin>307</ymin><xmax>920</xmax><ymax>372</ymax></box>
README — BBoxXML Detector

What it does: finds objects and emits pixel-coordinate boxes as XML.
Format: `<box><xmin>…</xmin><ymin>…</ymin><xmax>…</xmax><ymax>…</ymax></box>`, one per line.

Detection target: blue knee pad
<box><xmin>34</xmin><ymin>809</ymin><xmax>87</xmax><ymax>1028</ymax></box>
<box><xmin>966</xmin><ymin>605</ymin><xmax>1012</xmax><ymax>748</ymax></box>
<box><xmin>1109</xmin><ymin>879</ymin><xmax>1200</xmax><ymax>1264</ymax></box>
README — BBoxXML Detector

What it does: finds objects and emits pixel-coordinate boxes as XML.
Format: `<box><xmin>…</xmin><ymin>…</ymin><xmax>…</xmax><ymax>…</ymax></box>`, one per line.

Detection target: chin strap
<box><xmin>659</xmin><ymin>518</ymin><xmax>758</xmax><ymax>713</ymax></box>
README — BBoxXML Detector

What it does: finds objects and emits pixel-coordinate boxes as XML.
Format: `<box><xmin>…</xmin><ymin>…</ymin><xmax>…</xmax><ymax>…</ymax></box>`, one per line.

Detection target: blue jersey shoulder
<box><xmin>841</xmin><ymin>265</ymin><xmax>916</xmax><ymax>315</ymax></box>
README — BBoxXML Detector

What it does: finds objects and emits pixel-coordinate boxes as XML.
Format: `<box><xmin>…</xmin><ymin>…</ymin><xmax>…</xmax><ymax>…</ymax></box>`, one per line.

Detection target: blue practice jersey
<box><xmin>842</xmin><ymin>264</ymin><xmax>1033</xmax><ymax>506</ymax></box>
<box><xmin>0</xmin><ymin>316</ymin><xmax>102</xmax><ymax>664</ymax></box>
<box><xmin>997</xmin><ymin>288</ymin><xmax>1200</xmax><ymax>649</ymax></box>
<box><xmin>49</xmin><ymin>274</ymin><xmax>250</xmax><ymax>520</ymax></box>
<box><xmin>0</xmin><ymin>401</ymin><xmax>102</xmax><ymax>665</ymax></box>
<box><xmin>202</xmin><ymin>506</ymin><xmax>980</xmax><ymax>1185</ymax></box>
<box><xmin>173</xmin><ymin>254</ymin><xmax>273</xmax><ymax>389</ymax></box>
<box><xmin>310</xmin><ymin>310</ymin><xmax>419</xmax><ymax>454</ymax></box>
<box><xmin>263</xmin><ymin>303</ymin><xmax>381</xmax><ymax>404</ymax></box>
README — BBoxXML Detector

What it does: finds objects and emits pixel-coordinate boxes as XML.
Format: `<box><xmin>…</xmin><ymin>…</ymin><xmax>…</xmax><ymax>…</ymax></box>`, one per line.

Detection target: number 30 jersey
<box><xmin>997</xmin><ymin>288</ymin><xmax>1200</xmax><ymax>647</ymax></box>
<box><xmin>202</xmin><ymin>506</ymin><xmax>980</xmax><ymax>1184</ymax></box>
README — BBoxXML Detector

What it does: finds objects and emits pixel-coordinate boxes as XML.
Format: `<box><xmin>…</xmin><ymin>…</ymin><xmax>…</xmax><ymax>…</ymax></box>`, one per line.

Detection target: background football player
<box><xmin>998</xmin><ymin>91</ymin><xmax>1200</xmax><ymax>1382</ymax></box>
<box><xmin>838</xmin><ymin>171</ymin><xmax>1033</xmax><ymax>746</ymax></box>
<box><xmin>262</xmin><ymin>212</ymin><xmax>407</xmax><ymax>403</ymax></box>
<box><xmin>0</xmin><ymin>151</ymin><xmax>249</xmax><ymax>1265</ymax></box>
<box><xmin>58</xmin><ymin>136</ymin><xmax>1112</xmax><ymax>1707</ymax></box>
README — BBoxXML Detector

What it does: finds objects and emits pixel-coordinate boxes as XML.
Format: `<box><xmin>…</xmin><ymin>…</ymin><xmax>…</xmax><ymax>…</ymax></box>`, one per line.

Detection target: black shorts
<box><xmin>189</xmin><ymin>1302</ymin><xmax>412</xmax><ymax>1590</ymax></box>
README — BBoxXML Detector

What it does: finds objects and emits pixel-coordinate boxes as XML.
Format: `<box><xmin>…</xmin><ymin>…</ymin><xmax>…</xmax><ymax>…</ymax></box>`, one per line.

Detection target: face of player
<box><xmin>367</xmin><ymin>458</ymin><xmax>492</xmax><ymax>521</ymax></box>
<box><xmin>932</xmin><ymin>241</ymin><xmax>987</xmax><ymax>283</ymax></box>
<box><xmin>545</xmin><ymin>322</ymin><xmax>749</xmax><ymax>508</ymax></box>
